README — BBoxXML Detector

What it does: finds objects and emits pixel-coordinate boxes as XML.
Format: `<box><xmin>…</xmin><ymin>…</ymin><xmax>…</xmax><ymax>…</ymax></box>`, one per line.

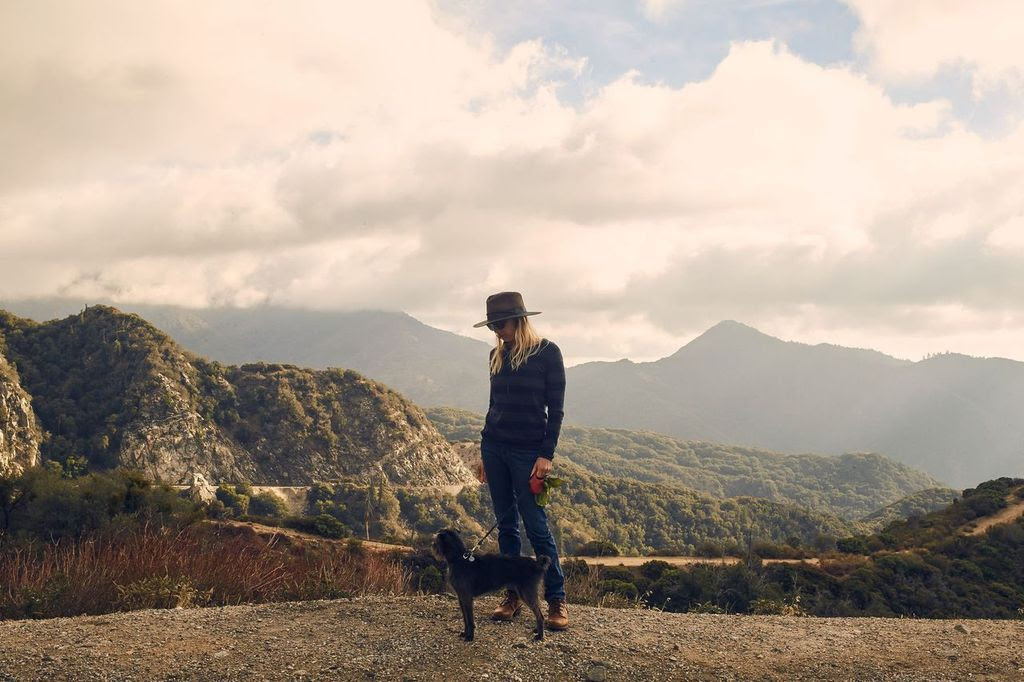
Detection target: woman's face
<box><xmin>491</xmin><ymin>317</ymin><xmax>519</xmax><ymax>344</ymax></box>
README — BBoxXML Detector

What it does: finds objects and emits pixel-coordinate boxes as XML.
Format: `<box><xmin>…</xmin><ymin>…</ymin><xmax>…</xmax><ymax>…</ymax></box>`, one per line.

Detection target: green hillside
<box><xmin>840</xmin><ymin>477</ymin><xmax>1024</xmax><ymax>552</ymax></box>
<box><xmin>542</xmin><ymin>478</ymin><xmax>1024</xmax><ymax>619</ymax></box>
<box><xmin>322</xmin><ymin>458</ymin><xmax>860</xmax><ymax>555</ymax></box>
<box><xmin>650</xmin><ymin>478</ymin><xmax>1024</xmax><ymax>618</ymax></box>
<box><xmin>426</xmin><ymin>407</ymin><xmax>943</xmax><ymax>520</ymax></box>
<box><xmin>859</xmin><ymin>487</ymin><xmax>962</xmax><ymax>530</ymax></box>
<box><xmin>0</xmin><ymin>307</ymin><xmax>471</xmax><ymax>486</ymax></box>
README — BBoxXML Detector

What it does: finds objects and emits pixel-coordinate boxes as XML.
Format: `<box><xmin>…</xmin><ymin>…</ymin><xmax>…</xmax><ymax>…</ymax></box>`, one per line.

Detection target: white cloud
<box><xmin>847</xmin><ymin>0</ymin><xmax>1024</xmax><ymax>95</ymax></box>
<box><xmin>640</xmin><ymin>0</ymin><xmax>685</xmax><ymax>21</ymax></box>
<box><xmin>2</xmin><ymin>1</ymin><xmax>1024</xmax><ymax>364</ymax></box>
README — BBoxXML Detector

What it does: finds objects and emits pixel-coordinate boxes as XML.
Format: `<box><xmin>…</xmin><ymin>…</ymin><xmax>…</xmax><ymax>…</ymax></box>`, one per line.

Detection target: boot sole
<box><xmin>491</xmin><ymin>607</ymin><xmax>522</xmax><ymax>622</ymax></box>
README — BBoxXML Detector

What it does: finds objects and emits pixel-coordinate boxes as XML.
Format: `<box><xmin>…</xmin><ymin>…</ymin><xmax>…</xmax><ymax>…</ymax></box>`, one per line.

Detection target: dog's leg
<box><xmin>518</xmin><ymin>588</ymin><xmax>545</xmax><ymax>641</ymax></box>
<box><xmin>457</xmin><ymin>592</ymin><xmax>475</xmax><ymax>642</ymax></box>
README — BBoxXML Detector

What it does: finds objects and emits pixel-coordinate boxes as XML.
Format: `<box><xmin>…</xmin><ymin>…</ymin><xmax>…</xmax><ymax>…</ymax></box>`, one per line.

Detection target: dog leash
<box><xmin>463</xmin><ymin>499</ymin><xmax>518</xmax><ymax>562</ymax></box>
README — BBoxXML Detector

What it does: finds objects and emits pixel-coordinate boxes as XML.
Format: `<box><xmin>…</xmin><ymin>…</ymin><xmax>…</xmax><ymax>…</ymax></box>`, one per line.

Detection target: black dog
<box><xmin>432</xmin><ymin>528</ymin><xmax>551</xmax><ymax>642</ymax></box>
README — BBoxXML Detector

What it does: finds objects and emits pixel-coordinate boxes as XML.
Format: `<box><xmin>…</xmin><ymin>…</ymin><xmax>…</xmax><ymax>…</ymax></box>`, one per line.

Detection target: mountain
<box><xmin>6</xmin><ymin>300</ymin><xmax>1022</xmax><ymax>487</ymax></box>
<box><xmin>566</xmin><ymin>321</ymin><xmax>1024</xmax><ymax>487</ymax></box>
<box><xmin>0</xmin><ymin>298</ymin><xmax>492</xmax><ymax>413</ymax></box>
<box><xmin>0</xmin><ymin>306</ymin><xmax>474</xmax><ymax>486</ymax></box>
<box><xmin>426</xmin><ymin>407</ymin><xmax>944</xmax><ymax>521</ymax></box>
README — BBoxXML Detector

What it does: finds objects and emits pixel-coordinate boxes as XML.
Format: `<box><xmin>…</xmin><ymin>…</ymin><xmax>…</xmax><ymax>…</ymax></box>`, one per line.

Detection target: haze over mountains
<box><xmin>569</xmin><ymin>321</ymin><xmax>1024</xmax><ymax>488</ymax></box>
<box><xmin>4</xmin><ymin>299</ymin><xmax>1022</xmax><ymax>487</ymax></box>
<box><xmin>1</xmin><ymin>299</ymin><xmax>492</xmax><ymax>412</ymax></box>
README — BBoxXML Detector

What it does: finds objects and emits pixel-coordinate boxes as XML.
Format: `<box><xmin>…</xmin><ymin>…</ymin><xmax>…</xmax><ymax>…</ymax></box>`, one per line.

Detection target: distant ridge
<box><xmin>4</xmin><ymin>299</ymin><xmax>1022</xmax><ymax>487</ymax></box>
<box><xmin>1</xmin><ymin>298</ymin><xmax>491</xmax><ymax>413</ymax></box>
<box><xmin>567</xmin><ymin>322</ymin><xmax>1024</xmax><ymax>487</ymax></box>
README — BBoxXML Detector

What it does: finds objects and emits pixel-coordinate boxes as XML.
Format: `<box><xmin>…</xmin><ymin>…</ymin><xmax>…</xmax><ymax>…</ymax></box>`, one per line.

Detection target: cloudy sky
<box><xmin>2</xmin><ymin>0</ymin><xmax>1023</xmax><ymax>365</ymax></box>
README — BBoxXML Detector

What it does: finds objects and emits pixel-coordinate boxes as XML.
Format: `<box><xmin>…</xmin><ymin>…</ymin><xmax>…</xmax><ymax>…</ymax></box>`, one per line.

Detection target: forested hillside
<box><xmin>630</xmin><ymin>478</ymin><xmax>1024</xmax><ymax>618</ymax></box>
<box><xmin>324</xmin><ymin>458</ymin><xmax>860</xmax><ymax>555</ymax></box>
<box><xmin>426</xmin><ymin>407</ymin><xmax>945</xmax><ymax>521</ymax></box>
<box><xmin>0</xmin><ymin>307</ymin><xmax>473</xmax><ymax>486</ymax></box>
<box><xmin>859</xmin><ymin>487</ymin><xmax>962</xmax><ymax>530</ymax></box>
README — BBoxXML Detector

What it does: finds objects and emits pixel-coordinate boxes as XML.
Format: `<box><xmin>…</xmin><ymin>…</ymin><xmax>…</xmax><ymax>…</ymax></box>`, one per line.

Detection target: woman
<box><xmin>472</xmin><ymin>291</ymin><xmax>568</xmax><ymax>631</ymax></box>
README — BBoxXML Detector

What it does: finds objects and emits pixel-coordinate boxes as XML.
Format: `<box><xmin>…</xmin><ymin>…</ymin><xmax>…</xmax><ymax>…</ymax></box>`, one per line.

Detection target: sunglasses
<box><xmin>486</xmin><ymin>318</ymin><xmax>516</xmax><ymax>332</ymax></box>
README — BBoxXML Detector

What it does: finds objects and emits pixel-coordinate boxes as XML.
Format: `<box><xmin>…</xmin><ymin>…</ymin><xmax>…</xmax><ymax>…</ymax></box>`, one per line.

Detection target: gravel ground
<box><xmin>1</xmin><ymin>596</ymin><xmax>1023</xmax><ymax>681</ymax></box>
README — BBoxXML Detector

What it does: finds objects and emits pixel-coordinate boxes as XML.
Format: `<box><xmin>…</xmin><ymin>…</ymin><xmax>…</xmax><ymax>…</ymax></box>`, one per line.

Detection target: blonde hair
<box><xmin>489</xmin><ymin>316</ymin><xmax>544</xmax><ymax>375</ymax></box>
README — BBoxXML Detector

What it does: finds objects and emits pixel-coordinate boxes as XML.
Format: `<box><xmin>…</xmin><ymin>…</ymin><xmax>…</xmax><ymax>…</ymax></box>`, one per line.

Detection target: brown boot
<box><xmin>546</xmin><ymin>598</ymin><xmax>569</xmax><ymax>630</ymax></box>
<box><xmin>491</xmin><ymin>590</ymin><xmax>522</xmax><ymax>621</ymax></box>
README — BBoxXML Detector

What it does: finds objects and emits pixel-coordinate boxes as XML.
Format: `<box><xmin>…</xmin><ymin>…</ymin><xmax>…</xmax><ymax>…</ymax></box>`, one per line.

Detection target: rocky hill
<box><xmin>0</xmin><ymin>346</ymin><xmax>41</xmax><ymax>476</ymax></box>
<box><xmin>0</xmin><ymin>307</ymin><xmax>474</xmax><ymax>486</ymax></box>
<box><xmin>0</xmin><ymin>596</ymin><xmax>1020</xmax><ymax>681</ymax></box>
<box><xmin>0</xmin><ymin>298</ymin><xmax>492</xmax><ymax>412</ymax></box>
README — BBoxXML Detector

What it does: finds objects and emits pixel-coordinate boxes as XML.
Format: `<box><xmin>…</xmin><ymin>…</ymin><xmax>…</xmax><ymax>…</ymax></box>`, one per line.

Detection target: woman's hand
<box><xmin>476</xmin><ymin>458</ymin><xmax>487</xmax><ymax>483</ymax></box>
<box><xmin>531</xmin><ymin>457</ymin><xmax>552</xmax><ymax>480</ymax></box>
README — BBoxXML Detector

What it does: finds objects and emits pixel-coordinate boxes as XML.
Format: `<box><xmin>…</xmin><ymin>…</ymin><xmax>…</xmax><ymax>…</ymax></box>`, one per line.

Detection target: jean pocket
<box><xmin>509</xmin><ymin>446</ymin><xmax>538</xmax><ymax>463</ymax></box>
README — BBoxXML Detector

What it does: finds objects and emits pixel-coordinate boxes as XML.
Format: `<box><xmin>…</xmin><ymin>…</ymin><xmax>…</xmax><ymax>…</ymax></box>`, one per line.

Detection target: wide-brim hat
<box><xmin>473</xmin><ymin>291</ymin><xmax>541</xmax><ymax>328</ymax></box>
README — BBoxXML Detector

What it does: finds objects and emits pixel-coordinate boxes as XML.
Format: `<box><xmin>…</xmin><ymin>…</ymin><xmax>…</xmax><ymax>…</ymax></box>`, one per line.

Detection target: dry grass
<box><xmin>0</xmin><ymin>522</ymin><xmax>409</xmax><ymax>620</ymax></box>
<box><xmin>561</xmin><ymin>559</ymin><xmax>645</xmax><ymax>609</ymax></box>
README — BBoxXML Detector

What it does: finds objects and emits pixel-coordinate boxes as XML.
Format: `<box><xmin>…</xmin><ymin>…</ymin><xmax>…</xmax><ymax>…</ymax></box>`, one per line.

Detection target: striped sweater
<box><xmin>480</xmin><ymin>339</ymin><xmax>566</xmax><ymax>459</ymax></box>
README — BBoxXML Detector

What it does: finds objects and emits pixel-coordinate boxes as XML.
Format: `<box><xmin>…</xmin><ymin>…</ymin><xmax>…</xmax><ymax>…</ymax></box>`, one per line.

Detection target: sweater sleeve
<box><xmin>540</xmin><ymin>342</ymin><xmax>566</xmax><ymax>459</ymax></box>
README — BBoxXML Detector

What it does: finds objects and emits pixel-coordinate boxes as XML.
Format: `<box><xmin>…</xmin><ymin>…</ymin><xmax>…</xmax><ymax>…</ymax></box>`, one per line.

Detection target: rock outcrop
<box><xmin>0</xmin><ymin>350</ymin><xmax>41</xmax><ymax>476</ymax></box>
<box><xmin>186</xmin><ymin>472</ymin><xmax>219</xmax><ymax>505</ymax></box>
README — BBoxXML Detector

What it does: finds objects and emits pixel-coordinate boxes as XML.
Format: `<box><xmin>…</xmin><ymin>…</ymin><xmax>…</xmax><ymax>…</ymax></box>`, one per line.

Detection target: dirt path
<box><xmin>571</xmin><ymin>556</ymin><xmax>821</xmax><ymax>567</ymax></box>
<box><xmin>1</xmin><ymin>596</ymin><xmax>1022</xmax><ymax>681</ymax></box>
<box><xmin>967</xmin><ymin>487</ymin><xmax>1024</xmax><ymax>536</ymax></box>
<box><xmin>215</xmin><ymin>519</ymin><xmax>413</xmax><ymax>553</ymax></box>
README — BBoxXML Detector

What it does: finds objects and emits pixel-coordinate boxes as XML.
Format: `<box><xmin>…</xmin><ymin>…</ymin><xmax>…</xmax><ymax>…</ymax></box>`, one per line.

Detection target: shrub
<box><xmin>695</xmin><ymin>541</ymin><xmax>725</xmax><ymax>558</ymax></box>
<box><xmin>415</xmin><ymin>565</ymin><xmax>446</xmax><ymax>594</ymax></box>
<box><xmin>639</xmin><ymin>560</ymin><xmax>673</xmax><ymax>582</ymax></box>
<box><xmin>576</xmin><ymin>540</ymin><xmax>619</xmax><ymax>557</ymax></box>
<box><xmin>249</xmin><ymin>491</ymin><xmax>289</xmax><ymax>518</ymax></box>
<box><xmin>215</xmin><ymin>484</ymin><xmax>249</xmax><ymax>516</ymax></box>
<box><xmin>689</xmin><ymin>601</ymin><xmax>725</xmax><ymax>614</ymax></box>
<box><xmin>115</xmin><ymin>575</ymin><xmax>210</xmax><ymax>610</ymax></box>
<box><xmin>599</xmin><ymin>565</ymin><xmax>634</xmax><ymax>582</ymax></box>
<box><xmin>312</xmin><ymin>514</ymin><xmax>348</xmax><ymax>539</ymax></box>
<box><xmin>751</xmin><ymin>596</ymin><xmax>807</xmax><ymax>616</ymax></box>
<box><xmin>561</xmin><ymin>558</ymin><xmax>591</xmax><ymax>580</ymax></box>
<box><xmin>598</xmin><ymin>579</ymin><xmax>639</xmax><ymax>601</ymax></box>
<box><xmin>836</xmin><ymin>536</ymin><xmax>870</xmax><ymax>555</ymax></box>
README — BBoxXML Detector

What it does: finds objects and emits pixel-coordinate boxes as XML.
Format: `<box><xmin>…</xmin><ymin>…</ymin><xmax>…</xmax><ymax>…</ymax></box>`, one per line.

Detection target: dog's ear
<box><xmin>436</xmin><ymin>528</ymin><xmax>465</xmax><ymax>558</ymax></box>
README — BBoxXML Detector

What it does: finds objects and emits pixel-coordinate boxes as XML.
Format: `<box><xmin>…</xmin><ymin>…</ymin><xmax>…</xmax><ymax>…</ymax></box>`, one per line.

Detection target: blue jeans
<box><xmin>481</xmin><ymin>439</ymin><xmax>566</xmax><ymax>601</ymax></box>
